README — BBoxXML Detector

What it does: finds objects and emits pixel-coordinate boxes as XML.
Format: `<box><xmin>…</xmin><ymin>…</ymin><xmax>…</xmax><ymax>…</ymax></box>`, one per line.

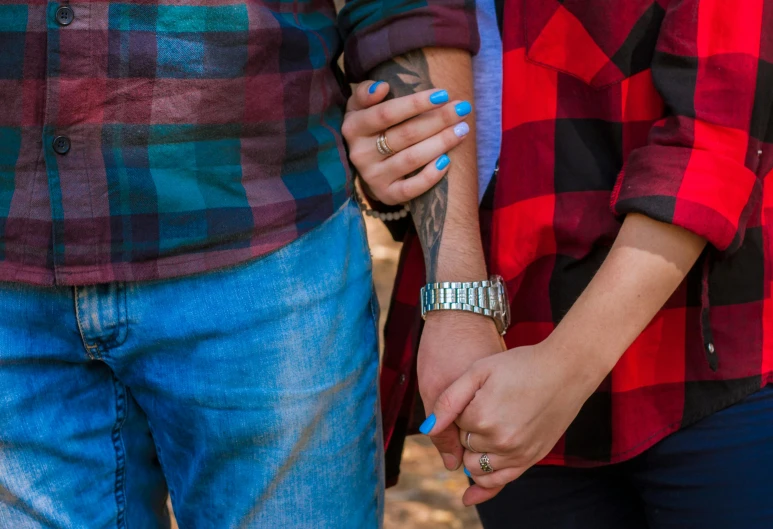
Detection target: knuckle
<box><xmin>491</xmin><ymin>436</ymin><xmax>512</xmax><ymax>454</ymax></box>
<box><xmin>376</xmin><ymin>105</ymin><xmax>393</xmax><ymax>125</ymax></box>
<box><xmin>482</xmin><ymin>474</ymin><xmax>508</xmax><ymax>489</ymax></box>
<box><xmin>399</xmin><ymin>127</ymin><xmax>420</xmax><ymax>147</ymax></box>
<box><xmin>410</xmin><ymin>94</ymin><xmax>425</xmax><ymax>114</ymax></box>
<box><xmin>390</xmin><ymin>186</ymin><xmax>409</xmax><ymax>205</ymax></box>
<box><xmin>340</xmin><ymin>119</ymin><xmax>355</xmax><ymax>140</ymax></box>
<box><xmin>401</xmin><ymin>150</ymin><xmax>421</xmax><ymax>169</ymax></box>
<box><xmin>523</xmin><ymin>446</ymin><xmax>541</xmax><ymax>465</ymax></box>
<box><xmin>348</xmin><ymin>148</ymin><xmax>366</xmax><ymax>168</ymax></box>
<box><xmin>358</xmin><ymin>167</ymin><xmax>378</xmax><ymax>185</ymax></box>
<box><xmin>499</xmin><ymin>430</ymin><xmax>521</xmax><ymax>452</ymax></box>
<box><xmin>469</xmin><ymin>411</ymin><xmax>491</xmax><ymax>433</ymax></box>
<box><xmin>436</xmin><ymin>391</ymin><xmax>455</xmax><ymax>413</ymax></box>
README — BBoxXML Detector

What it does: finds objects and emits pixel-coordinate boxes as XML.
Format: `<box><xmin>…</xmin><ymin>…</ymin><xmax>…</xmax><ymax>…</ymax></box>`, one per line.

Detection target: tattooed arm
<box><xmin>370</xmin><ymin>48</ymin><xmax>505</xmax><ymax>471</ymax></box>
<box><xmin>370</xmin><ymin>48</ymin><xmax>487</xmax><ymax>284</ymax></box>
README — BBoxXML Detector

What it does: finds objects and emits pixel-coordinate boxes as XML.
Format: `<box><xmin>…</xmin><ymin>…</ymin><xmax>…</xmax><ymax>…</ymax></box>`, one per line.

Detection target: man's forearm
<box><xmin>370</xmin><ymin>48</ymin><xmax>486</xmax><ymax>283</ymax></box>
<box><xmin>548</xmin><ymin>214</ymin><xmax>707</xmax><ymax>381</ymax></box>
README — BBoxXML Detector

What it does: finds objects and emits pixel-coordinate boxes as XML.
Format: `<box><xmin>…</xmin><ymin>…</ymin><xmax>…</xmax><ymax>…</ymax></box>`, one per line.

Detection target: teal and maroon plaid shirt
<box><xmin>0</xmin><ymin>1</ymin><xmax>479</xmax><ymax>285</ymax></box>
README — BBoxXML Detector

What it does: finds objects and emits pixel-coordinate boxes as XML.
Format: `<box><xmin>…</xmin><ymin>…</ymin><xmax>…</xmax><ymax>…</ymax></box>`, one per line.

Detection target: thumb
<box><xmin>419</xmin><ymin>366</ymin><xmax>487</xmax><ymax>437</ymax></box>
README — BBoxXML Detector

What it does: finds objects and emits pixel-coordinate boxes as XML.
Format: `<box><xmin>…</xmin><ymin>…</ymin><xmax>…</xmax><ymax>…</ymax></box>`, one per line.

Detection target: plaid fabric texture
<box><xmin>0</xmin><ymin>0</ymin><xmax>479</xmax><ymax>286</ymax></box>
<box><xmin>382</xmin><ymin>0</ymin><xmax>773</xmax><ymax>483</ymax></box>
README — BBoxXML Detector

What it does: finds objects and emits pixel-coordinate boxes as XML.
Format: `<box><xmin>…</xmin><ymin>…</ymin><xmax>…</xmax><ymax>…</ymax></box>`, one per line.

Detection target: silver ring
<box><xmin>479</xmin><ymin>453</ymin><xmax>493</xmax><ymax>473</ymax></box>
<box><xmin>466</xmin><ymin>432</ymin><xmax>479</xmax><ymax>453</ymax></box>
<box><xmin>376</xmin><ymin>131</ymin><xmax>395</xmax><ymax>157</ymax></box>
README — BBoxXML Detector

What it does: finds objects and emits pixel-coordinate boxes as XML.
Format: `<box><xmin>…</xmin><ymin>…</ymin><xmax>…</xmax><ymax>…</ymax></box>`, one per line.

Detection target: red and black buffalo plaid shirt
<box><xmin>381</xmin><ymin>0</ymin><xmax>773</xmax><ymax>485</ymax></box>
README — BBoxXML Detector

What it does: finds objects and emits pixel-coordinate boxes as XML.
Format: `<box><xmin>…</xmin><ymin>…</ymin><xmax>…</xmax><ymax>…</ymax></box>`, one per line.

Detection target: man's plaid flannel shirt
<box><xmin>0</xmin><ymin>0</ymin><xmax>479</xmax><ymax>285</ymax></box>
<box><xmin>381</xmin><ymin>0</ymin><xmax>773</xmax><ymax>485</ymax></box>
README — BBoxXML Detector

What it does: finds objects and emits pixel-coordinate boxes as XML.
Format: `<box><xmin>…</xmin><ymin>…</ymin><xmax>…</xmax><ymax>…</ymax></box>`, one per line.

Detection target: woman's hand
<box><xmin>423</xmin><ymin>340</ymin><xmax>606</xmax><ymax>506</ymax></box>
<box><xmin>342</xmin><ymin>80</ymin><xmax>473</xmax><ymax>205</ymax></box>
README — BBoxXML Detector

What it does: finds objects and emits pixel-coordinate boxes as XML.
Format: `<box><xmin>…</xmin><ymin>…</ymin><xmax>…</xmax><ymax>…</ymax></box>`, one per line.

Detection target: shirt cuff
<box><xmin>611</xmin><ymin>145</ymin><xmax>761</xmax><ymax>253</ymax></box>
<box><xmin>341</xmin><ymin>5</ymin><xmax>480</xmax><ymax>83</ymax></box>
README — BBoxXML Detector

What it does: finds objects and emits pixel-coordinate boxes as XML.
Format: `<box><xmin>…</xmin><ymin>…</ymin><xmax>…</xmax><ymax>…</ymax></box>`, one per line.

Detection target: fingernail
<box><xmin>455</xmin><ymin>101</ymin><xmax>472</xmax><ymax>116</ymax></box>
<box><xmin>442</xmin><ymin>453</ymin><xmax>459</xmax><ymax>471</ymax></box>
<box><xmin>419</xmin><ymin>413</ymin><xmax>436</xmax><ymax>435</ymax></box>
<box><xmin>435</xmin><ymin>154</ymin><xmax>450</xmax><ymax>171</ymax></box>
<box><xmin>464</xmin><ymin>467</ymin><xmax>472</xmax><ymax>478</ymax></box>
<box><xmin>368</xmin><ymin>81</ymin><xmax>384</xmax><ymax>94</ymax></box>
<box><xmin>430</xmin><ymin>90</ymin><xmax>449</xmax><ymax>104</ymax></box>
<box><xmin>454</xmin><ymin>122</ymin><xmax>470</xmax><ymax>138</ymax></box>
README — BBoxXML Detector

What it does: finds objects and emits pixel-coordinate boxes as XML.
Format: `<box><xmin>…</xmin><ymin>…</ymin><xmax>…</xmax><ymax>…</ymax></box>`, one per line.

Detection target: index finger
<box><xmin>429</xmin><ymin>422</ymin><xmax>464</xmax><ymax>471</ymax></box>
<box><xmin>348</xmin><ymin>88</ymin><xmax>451</xmax><ymax>136</ymax></box>
<box><xmin>422</xmin><ymin>364</ymin><xmax>488</xmax><ymax>436</ymax></box>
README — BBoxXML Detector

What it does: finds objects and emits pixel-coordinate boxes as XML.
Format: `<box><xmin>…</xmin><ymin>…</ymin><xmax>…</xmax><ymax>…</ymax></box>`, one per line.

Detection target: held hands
<box><xmin>422</xmin><ymin>339</ymin><xmax>604</xmax><ymax>506</ymax></box>
<box><xmin>342</xmin><ymin>80</ymin><xmax>473</xmax><ymax>205</ymax></box>
<box><xmin>417</xmin><ymin>312</ymin><xmax>507</xmax><ymax>474</ymax></box>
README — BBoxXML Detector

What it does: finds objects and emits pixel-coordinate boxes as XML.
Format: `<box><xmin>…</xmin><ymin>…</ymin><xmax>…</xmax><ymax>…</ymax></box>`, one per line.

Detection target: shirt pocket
<box><xmin>521</xmin><ymin>0</ymin><xmax>665</xmax><ymax>88</ymax></box>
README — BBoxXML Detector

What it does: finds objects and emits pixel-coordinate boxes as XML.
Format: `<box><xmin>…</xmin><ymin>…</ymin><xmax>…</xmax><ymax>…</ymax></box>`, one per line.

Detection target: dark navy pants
<box><xmin>477</xmin><ymin>385</ymin><xmax>773</xmax><ymax>529</ymax></box>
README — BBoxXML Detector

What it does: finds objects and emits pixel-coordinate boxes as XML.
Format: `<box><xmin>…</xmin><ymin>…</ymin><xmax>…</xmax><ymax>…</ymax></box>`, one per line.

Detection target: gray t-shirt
<box><xmin>473</xmin><ymin>0</ymin><xmax>503</xmax><ymax>203</ymax></box>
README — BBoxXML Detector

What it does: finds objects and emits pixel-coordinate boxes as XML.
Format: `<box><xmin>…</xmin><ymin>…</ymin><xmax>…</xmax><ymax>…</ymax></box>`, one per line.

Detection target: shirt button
<box><xmin>55</xmin><ymin>6</ymin><xmax>74</xmax><ymax>26</ymax></box>
<box><xmin>52</xmin><ymin>136</ymin><xmax>71</xmax><ymax>155</ymax></box>
<box><xmin>706</xmin><ymin>343</ymin><xmax>716</xmax><ymax>354</ymax></box>
<box><xmin>398</xmin><ymin>374</ymin><xmax>406</xmax><ymax>385</ymax></box>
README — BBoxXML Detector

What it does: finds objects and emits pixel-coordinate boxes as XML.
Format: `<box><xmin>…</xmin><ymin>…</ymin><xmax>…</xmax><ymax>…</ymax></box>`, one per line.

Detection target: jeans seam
<box><xmin>111</xmin><ymin>376</ymin><xmax>128</xmax><ymax>529</ymax></box>
<box><xmin>365</xmin><ymin>291</ymin><xmax>385</xmax><ymax>527</ymax></box>
<box><xmin>143</xmin><ymin>415</ymin><xmax>178</xmax><ymax>521</ymax></box>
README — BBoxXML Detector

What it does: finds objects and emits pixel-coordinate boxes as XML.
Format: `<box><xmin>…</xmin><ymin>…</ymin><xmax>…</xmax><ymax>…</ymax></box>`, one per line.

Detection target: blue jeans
<box><xmin>476</xmin><ymin>384</ymin><xmax>773</xmax><ymax>529</ymax></box>
<box><xmin>0</xmin><ymin>200</ymin><xmax>384</xmax><ymax>528</ymax></box>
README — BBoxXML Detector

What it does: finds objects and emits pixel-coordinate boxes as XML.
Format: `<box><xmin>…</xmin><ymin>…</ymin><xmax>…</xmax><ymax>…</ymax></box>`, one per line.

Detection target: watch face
<box><xmin>492</xmin><ymin>274</ymin><xmax>511</xmax><ymax>332</ymax></box>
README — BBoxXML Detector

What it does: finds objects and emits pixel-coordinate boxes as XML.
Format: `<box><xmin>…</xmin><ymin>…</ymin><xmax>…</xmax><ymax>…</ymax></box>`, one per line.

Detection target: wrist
<box><xmin>541</xmin><ymin>330</ymin><xmax>617</xmax><ymax>389</ymax></box>
<box><xmin>424</xmin><ymin>311</ymin><xmax>506</xmax><ymax>349</ymax></box>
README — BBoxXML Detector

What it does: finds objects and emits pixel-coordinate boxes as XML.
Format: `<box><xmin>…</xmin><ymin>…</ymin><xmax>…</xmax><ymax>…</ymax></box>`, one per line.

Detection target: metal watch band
<box><xmin>420</xmin><ymin>280</ymin><xmax>504</xmax><ymax>319</ymax></box>
<box><xmin>420</xmin><ymin>276</ymin><xmax>510</xmax><ymax>335</ymax></box>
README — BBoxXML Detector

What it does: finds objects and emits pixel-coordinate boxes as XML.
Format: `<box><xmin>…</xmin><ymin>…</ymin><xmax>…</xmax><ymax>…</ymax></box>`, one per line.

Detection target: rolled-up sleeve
<box><xmin>611</xmin><ymin>0</ymin><xmax>771</xmax><ymax>253</ymax></box>
<box><xmin>338</xmin><ymin>0</ymin><xmax>480</xmax><ymax>83</ymax></box>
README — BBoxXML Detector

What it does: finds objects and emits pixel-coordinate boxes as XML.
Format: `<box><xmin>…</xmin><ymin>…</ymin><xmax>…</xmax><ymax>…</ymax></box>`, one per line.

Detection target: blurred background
<box><xmin>365</xmin><ymin>217</ymin><xmax>483</xmax><ymax>529</ymax></box>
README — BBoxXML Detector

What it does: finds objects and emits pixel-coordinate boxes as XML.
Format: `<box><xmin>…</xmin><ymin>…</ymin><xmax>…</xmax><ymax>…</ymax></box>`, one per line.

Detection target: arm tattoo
<box><xmin>370</xmin><ymin>50</ymin><xmax>449</xmax><ymax>282</ymax></box>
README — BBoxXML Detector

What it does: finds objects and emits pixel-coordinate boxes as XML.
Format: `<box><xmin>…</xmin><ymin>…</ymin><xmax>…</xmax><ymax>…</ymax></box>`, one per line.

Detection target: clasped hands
<box><xmin>416</xmin><ymin>311</ymin><xmax>601</xmax><ymax>506</ymax></box>
<box><xmin>343</xmin><ymin>82</ymin><xmax>602</xmax><ymax>505</ymax></box>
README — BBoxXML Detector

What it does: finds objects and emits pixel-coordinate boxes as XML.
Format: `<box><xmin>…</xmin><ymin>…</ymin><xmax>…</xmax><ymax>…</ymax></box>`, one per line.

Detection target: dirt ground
<box><xmin>365</xmin><ymin>217</ymin><xmax>483</xmax><ymax>529</ymax></box>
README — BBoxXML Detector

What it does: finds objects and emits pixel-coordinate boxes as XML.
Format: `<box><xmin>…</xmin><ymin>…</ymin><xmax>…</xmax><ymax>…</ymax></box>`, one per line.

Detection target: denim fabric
<box><xmin>0</xmin><ymin>200</ymin><xmax>384</xmax><ymax>528</ymax></box>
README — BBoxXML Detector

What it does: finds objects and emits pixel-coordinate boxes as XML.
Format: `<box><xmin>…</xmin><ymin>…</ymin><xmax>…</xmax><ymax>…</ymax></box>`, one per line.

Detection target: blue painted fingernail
<box><xmin>454</xmin><ymin>122</ymin><xmax>470</xmax><ymax>138</ymax></box>
<box><xmin>419</xmin><ymin>413</ymin><xmax>436</xmax><ymax>435</ymax></box>
<box><xmin>369</xmin><ymin>81</ymin><xmax>384</xmax><ymax>94</ymax></box>
<box><xmin>430</xmin><ymin>90</ymin><xmax>449</xmax><ymax>104</ymax></box>
<box><xmin>464</xmin><ymin>467</ymin><xmax>472</xmax><ymax>478</ymax></box>
<box><xmin>435</xmin><ymin>155</ymin><xmax>450</xmax><ymax>171</ymax></box>
<box><xmin>455</xmin><ymin>101</ymin><xmax>472</xmax><ymax>116</ymax></box>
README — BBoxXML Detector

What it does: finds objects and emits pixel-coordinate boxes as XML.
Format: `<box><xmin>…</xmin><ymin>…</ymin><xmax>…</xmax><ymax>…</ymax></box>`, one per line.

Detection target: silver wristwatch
<box><xmin>420</xmin><ymin>275</ymin><xmax>511</xmax><ymax>335</ymax></box>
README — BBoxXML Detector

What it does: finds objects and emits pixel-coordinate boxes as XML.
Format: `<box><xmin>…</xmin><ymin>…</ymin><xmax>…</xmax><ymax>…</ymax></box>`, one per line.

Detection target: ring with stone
<box><xmin>479</xmin><ymin>453</ymin><xmax>494</xmax><ymax>473</ymax></box>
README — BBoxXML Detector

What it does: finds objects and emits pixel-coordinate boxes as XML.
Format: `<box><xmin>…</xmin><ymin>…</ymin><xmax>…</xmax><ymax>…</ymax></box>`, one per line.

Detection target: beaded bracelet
<box><xmin>352</xmin><ymin>178</ymin><xmax>410</xmax><ymax>222</ymax></box>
